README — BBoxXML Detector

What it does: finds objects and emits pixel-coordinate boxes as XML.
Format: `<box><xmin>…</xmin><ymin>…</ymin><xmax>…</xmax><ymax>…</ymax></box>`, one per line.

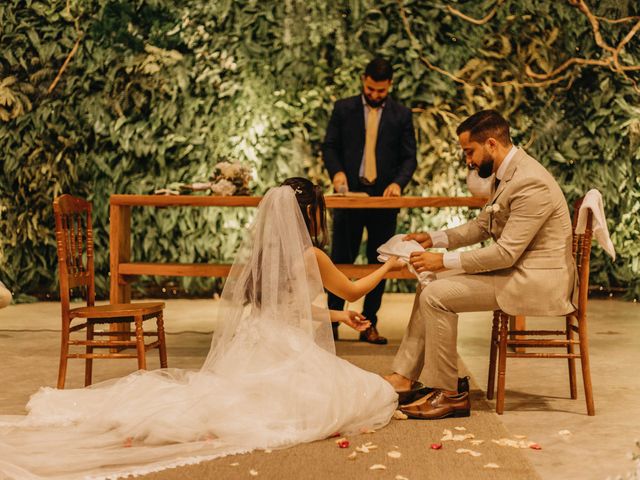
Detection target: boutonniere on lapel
<box><xmin>485</xmin><ymin>204</ymin><xmax>501</xmax><ymax>214</ymax></box>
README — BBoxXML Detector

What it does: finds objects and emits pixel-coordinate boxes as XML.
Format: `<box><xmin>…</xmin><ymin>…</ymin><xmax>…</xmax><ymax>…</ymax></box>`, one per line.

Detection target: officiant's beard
<box><xmin>363</xmin><ymin>92</ymin><xmax>386</xmax><ymax>108</ymax></box>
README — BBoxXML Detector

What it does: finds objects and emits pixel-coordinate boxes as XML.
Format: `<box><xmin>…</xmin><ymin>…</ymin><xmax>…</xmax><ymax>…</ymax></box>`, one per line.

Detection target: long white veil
<box><xmin>0</xmin><ymin>186</ymin><xmax>395</xmax><ymax>480</ymax></box>
<box><xmin>203</xmin><ymin>185</ymin><xmax>335</xmax><ymax>371</ymax></box>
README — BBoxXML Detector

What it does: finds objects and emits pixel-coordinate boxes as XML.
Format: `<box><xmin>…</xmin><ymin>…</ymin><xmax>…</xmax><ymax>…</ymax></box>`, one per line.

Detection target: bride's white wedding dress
<box><xmin>0</xmin><ymin>187</ymin><xmax>397</xmax><ymax>480</ymax></box>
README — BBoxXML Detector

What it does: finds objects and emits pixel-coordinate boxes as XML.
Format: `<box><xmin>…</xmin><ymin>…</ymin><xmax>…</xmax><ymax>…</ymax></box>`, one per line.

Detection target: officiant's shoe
<box><xmin>331</xmin><ymin>322</ymin><xmax>339</xmax><ymax>341</ymax></box>
<box><xmin>398</xmin><ymin>376</ymin><xmax>470</xmax><ymax>405</ymax></box>
<box><xmin>359</xmin><ymin>326</ymin><xmax>387</xmax><ymax>345</ymax></box>
<box><xmin>400</xmin><ymin>390</ymin><xmax>470</xmax><ymax>420</ymax></box>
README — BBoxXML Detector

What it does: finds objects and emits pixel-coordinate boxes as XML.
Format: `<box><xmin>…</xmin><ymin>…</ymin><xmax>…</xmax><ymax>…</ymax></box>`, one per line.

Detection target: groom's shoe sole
<box><xmin>403</xmin><ymin>408</ymin><xmax>471</xmax><ymax>420</ymax></box>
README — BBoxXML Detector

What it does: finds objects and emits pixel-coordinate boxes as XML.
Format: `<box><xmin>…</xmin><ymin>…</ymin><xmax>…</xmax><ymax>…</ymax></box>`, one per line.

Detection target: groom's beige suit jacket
<box><xmin>444</xmin><ymin>148</ymin><xmax>577</xmax><ymax>316</ymax></box>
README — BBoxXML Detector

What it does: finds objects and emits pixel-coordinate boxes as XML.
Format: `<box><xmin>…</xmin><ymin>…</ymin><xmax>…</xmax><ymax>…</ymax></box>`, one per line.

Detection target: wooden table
<box><xmin>109</xmin><ymin>193</ymin><xmax>525</xmax><ymax>346</ymax></box>
<box><xmin>109</xmin><ymin>194</ymin><xmax>487</xmax><ymax>303</ymax></box>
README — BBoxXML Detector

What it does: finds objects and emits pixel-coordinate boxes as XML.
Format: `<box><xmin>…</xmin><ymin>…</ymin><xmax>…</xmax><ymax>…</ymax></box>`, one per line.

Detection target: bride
<box><xmin>0</xmin><ymin>177</ymin><xmax>402</xmax><ymax>480</ymax></box>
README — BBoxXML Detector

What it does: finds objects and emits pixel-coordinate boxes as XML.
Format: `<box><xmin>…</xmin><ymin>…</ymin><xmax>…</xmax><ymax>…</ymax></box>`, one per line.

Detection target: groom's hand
<box><xmin>410</xmin><ymin>251</ymin><xmax>444</xmax><ymax>272</ymax></box>
<box><xmin>404</xmin><ymin>233</ymin><xmax>433</xmax><ymax>249</ymax></box>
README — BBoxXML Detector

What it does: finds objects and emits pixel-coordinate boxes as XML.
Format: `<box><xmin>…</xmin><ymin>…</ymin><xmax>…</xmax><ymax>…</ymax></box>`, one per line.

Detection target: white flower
<box><xmin>210</xmin><ymin>179</ymin><xmax>236</xmax><ymax>196</ymax></box>
<box><xmin>215</xmin><ymin>161</ymin><xmax>240</xmax><ymax>178</ymax></box>
<box><xmin>485</xmin><ymin>204</ymin><xmax>501</xmax><ymax>213</ymax></box>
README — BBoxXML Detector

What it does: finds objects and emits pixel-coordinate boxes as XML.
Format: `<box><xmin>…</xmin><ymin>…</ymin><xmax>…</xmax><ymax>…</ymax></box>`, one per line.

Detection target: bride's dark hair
<box><xmin>281</xmin><ymin>177</ymin><xmax>328</xmax><ymax>248</ymax></box>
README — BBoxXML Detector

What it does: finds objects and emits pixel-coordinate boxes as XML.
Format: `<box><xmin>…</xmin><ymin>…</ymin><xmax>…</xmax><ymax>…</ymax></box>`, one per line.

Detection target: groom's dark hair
<box><xmin>457</xmin><ymin>110</ymin><xmax>511</xmax><ymax>146</ymax></box>
<box><xmin>281</xmin><ymin>177</ymin><xmax>327</xmax><ymax>248</ymax></box>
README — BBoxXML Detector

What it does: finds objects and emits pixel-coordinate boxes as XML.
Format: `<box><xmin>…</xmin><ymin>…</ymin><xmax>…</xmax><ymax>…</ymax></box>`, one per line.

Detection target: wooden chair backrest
<box><xmin>571</xmin><ymin>197</ymin><xmax>594</xmax><ymax>316</ymax></box>
<box><xmin>53</xmin><ymin>195</ymin><xmax>95</xmax><ymax>312</ymax></box>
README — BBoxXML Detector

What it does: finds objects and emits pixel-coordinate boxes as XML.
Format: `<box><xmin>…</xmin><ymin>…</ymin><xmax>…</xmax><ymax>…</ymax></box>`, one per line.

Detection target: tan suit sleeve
<box><xmin>444</xmin><ymin>208</ymin><xmax>491</xmax><ymax>249</ymax></box>
<box><xmin>459</xmin><ymin>178</ymin><xmax>554</xmax><ymax>273</ymax></box>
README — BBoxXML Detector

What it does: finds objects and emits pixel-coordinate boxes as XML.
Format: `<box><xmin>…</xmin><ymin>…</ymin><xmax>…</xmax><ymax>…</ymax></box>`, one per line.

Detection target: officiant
<box><xmin>322</xmin><ymin>57</ymin><xmax>417</xmax><ymax>344</ymax></box>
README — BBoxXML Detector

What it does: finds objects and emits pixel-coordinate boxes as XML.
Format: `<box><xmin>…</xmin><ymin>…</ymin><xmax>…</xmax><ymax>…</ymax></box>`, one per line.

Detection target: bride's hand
<box><xmin>385</xmin><ymin>255</ymin><xmax>405</xmax><ymax>271</ymax></box>
<box><xmin>336</xmin><ymin>310</ymin><xmax>370</xmax><ymax>332</ymax></box>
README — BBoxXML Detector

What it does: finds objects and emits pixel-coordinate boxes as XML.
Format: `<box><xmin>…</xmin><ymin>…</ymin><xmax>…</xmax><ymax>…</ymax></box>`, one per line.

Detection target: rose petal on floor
<box><xmin>484</xmin><ymin>463</ymin><xmax>500</xmax><ymax>468</ymax></box>
<box><xmin>230</xmin><ymin>462</ymin><xmax>239</xmax><ymax>466</ymax></box>
<box><xmin>369</xmin><ymin>464</ymin><xmax>387</xmax><ymax>470</ymax></box>
<box><xmin>387</xmin><ymin>450</ymin><xmax>402</xmax><ymax>459</ymax></box>
<box><xmin>395</xmin><ymin>476</ymin><xmax>409</xmax><ymax>480</ymax></box>
<box><xmin>249</xmin><ymin>469</ymin><xmax>258</xmax><ymax>476</ymax></box>
<box><xmin>348</xmin><ymin>451</ymin><xmax>357</xmax><ymax>460</ymax></box>
<box><xmin>470</xmin><ymin>440</ymin><xmax>484</xmax><ymax>446</ymax></box>
<box><xmin>454</xmin><ymin>426</ymin><xmax>467</xmax><ymax>431</ymax></box>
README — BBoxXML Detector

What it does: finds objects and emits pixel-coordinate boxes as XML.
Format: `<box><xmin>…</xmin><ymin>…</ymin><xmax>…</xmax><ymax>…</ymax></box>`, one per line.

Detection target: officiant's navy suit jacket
<box><xmin>322</xmin><ymin>95</ymin><xmax>417</xmax><ymax>196</ymax></box>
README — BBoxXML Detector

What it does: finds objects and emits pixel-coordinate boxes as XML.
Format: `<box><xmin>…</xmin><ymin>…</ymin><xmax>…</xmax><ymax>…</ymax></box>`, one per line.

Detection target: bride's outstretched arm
<box><xmin>313</xmin><ymin>247</ymin><xmax>404</xmax><ymax>302</ymax></box>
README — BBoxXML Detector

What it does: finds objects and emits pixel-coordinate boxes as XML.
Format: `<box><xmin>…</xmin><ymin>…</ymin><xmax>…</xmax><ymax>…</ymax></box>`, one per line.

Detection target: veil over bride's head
<box><xmin>202</xmin><ymin>180</ymin><xmax>335</xmax><ymax>371</ymax></box>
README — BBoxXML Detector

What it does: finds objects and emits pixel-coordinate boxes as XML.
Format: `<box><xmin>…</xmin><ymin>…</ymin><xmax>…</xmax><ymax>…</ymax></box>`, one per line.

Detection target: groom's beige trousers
<box><xmin>392</xmin><ymin>273</ymin><xmax>499</xmax><ymax>392</ymax></box>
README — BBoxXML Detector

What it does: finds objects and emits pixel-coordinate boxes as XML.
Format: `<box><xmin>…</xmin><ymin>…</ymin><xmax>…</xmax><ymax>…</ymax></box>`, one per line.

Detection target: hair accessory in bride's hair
<box><xmin>294</xmin><ymin>187</ymin><xmax>303</xmax><ymax>194</ymax></box>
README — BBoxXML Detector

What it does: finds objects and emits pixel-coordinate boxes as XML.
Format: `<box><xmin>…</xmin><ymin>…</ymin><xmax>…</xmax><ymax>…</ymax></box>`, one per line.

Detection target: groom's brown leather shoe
<box><xmin>400</xmin><ymin>390</ymin><xmax>470</xmax><ymax>420</ymax></box>
<box><xmin>359</xmin><ymin>326</ymin><xmax>388</xmax><ymax>345</ymax></box>
<box><xmin>398</xmin><ymin>377</ymin><xmax>470</xmax><ymax>406</ymax></box>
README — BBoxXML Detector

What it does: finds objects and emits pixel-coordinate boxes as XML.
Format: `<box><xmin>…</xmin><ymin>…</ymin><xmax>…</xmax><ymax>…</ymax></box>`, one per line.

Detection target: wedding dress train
<box><xmin>0</xmin><ymin>187</ymin><xmax>397</xmax><ymax>480</ymax></box>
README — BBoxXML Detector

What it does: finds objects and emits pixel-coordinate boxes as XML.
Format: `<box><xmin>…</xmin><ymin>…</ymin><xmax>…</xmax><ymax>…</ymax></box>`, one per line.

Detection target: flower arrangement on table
<box><xmin>154</xmin><ymin>161</ymin><xmax>253</xmax><ymax>196</ymax></box>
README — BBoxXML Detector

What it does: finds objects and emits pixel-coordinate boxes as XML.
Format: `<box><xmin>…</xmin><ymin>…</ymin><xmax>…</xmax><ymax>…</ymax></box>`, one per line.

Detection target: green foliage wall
<box><xmin>1</xmin><ymin>0</ymin><xmax>638</xmax><ymax>301</ymax></box>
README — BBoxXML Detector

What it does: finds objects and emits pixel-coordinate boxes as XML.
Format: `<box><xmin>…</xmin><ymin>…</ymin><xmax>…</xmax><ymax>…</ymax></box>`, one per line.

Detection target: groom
<box><xmin>385</xmin><ymin>110</ymin><xmax>577</xmax><ymax>419</ymax></box>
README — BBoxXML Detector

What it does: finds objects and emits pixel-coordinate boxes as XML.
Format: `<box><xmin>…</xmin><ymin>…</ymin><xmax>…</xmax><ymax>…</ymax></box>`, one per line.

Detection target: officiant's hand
<box><xmin>383</xmin><ymin>182</ymin><xmax>401</xmax><ymax>197</ymax></box>
<box><xmin>333</xmin><ymin>310</ymin><xmax>371</xmax><ymax>332</ymax></box>
<box><xmin>409</xmin><ymin>251</ymin><xmax>444</xmax><ymax>272</ymax></box>
<box><xmin>404</xmin><ymin>233</ymin><xmax>433</xmax><ymax>249</ymax></box>
<box><xmin>333</xmin><ymin>172</ymin><xmax>348</xmax><ymax>193</ymax></box>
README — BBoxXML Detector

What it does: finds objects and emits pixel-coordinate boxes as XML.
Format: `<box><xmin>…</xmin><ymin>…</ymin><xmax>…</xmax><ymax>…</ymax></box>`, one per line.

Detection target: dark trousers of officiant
<box><xmin>328</xmin><ymin>192</ymin><xmax>398</xmax><ymax>327</ymax></box>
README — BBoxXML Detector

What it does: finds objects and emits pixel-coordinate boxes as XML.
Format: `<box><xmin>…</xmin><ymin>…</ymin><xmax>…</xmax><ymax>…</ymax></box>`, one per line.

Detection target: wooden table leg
<box><xmin>109</xmin><ymin>203</ymin><xmax>131</xmax><ymax>344</ymax></box>
<box><xmin>509</xmin><ymin>315</ymin><xmax>526</xmax><ymax>353</ymax></box>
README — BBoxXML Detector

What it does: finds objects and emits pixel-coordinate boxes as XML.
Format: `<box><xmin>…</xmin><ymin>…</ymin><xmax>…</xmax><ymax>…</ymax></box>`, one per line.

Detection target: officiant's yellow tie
<box><xmin>364</xmin><ymin>107</ymin><xmax>379</xmax><ymax>183</ymax></box>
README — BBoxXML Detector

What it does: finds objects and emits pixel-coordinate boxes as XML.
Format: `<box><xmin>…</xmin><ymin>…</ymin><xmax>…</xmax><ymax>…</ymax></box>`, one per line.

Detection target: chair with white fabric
<box><xmin>487</xmin><ymin>191</ymin><xmax>615</xmax><ymax>416</ymax></box>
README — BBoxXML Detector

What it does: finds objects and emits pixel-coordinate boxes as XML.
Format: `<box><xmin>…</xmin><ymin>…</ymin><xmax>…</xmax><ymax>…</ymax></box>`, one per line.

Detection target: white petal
<box><xmin>484</xmin><ymin>463</ymin><xmax>500</xmax><ymax>469</ymax></box>
<box><xmin>348</xmin><ymin>451</ymin><xmax>357</xmax><ymax>460</ymax></box>
<box><xmin>395</xmin><ymin>476</ymin><xmax>409</xmax><ymax>480</ymax></box>
<box><xmin>456</xmin><ymin>448</ymin><xmax>482</xmax><ymax>457</ymax></box>
<box><xmin>249</xmin><ymin>469</ymin><xmax>259</xmax><ymax>476</ymax></box>
<box><xmin>230</xmin><ymin>462</ymin><xmax>240</xmax><ymax>466</ymax></box>
<box><xmin>454</xmin><ymin>426</ymin><xmax>467</xmax><ymax>431</ymax></box>
<box><xmin>387</xmin><ymin>451</ymin><xmax>402</xmax><ymax>459</ymax></box>
<box><xmin>393</xmin><ymin>410</ymin><xmax>408</xmax><ymax>420</ymax></box>
<box><xmin>441</xmin><ymin>429</ymin><xmax>453</xmax><ymax>441</ymax></box>
<box><xmin>369</xmin><ymin>464</ymin><xmax>387</xmax><ymax>470</ymax></box>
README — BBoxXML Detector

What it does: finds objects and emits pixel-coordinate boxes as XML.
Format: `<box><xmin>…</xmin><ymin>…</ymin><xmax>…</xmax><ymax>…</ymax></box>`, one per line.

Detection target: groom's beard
<box><xmin>477</xmin><ymin>154</ymin><xmax>495</xmax><ymax>179</ymax></box>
